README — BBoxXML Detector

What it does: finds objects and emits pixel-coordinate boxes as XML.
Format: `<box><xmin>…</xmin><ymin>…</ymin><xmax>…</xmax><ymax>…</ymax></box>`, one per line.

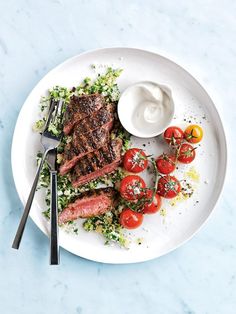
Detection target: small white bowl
<box><xmin>117</xmin><ymin>81</ymin><xmax>175</xmax><ymax>138</ymax></box>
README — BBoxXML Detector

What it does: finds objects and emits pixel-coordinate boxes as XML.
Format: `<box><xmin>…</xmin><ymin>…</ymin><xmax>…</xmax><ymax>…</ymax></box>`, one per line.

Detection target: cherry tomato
<box><xmin>123</xmin><ymin>148</ymin><xmax>148</xmax><ymax>173</ymax></box>
<box><xmin>142</xmin><ymin>189</ymin><xmax>162</xmax><ymax>214</ymax></box>
<box><xmin>163</xmin><ymin>126</ymin><xmax>184</xmax><ymax>145</ymax></box>
<box><xmin>120</xmin><ymin>175</ymin><xmax>146</xmax><ymax>200</ymax></box>
<box><xmin>120</xmin><ymin>208</ymin><xmax>143</xmax><ymax>229</ymax></box>
<box><xmin>157</xmin><ymin>175</ymin><xmax>181</xmax><ymax>198</ymax></box>
<box><xmin>156</xmin><ymin>154</ymin><xmax>176</xmax><ymax>174</ymax></box>
<box><xmin>184</xmin><ymin>124</ymin><xmax>203</xmax><ymax>143</ymax></box>
<box><xmin>177</xmin><ymin>143</ymin><xmax>196</xmax><ymax>164</ymax></box>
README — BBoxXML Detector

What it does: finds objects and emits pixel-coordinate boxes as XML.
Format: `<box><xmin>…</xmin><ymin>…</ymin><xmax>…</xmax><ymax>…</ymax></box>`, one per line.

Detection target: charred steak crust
<box><xmin>58</xmin><ymin>187</ymin><xmax>116</xmax><ymax>223</ymax></box>
<box><xmin>68</xmin><ymin>128</ymin><xmax>109</xmax><ymax>159</ymax></box>
<box><xmin>63</xmin><ymin>94</ymin><xmax>105</xmax><ymax>135</ymax></box>
<box><xmin>71</xmin><ymin>138</ymin><xmax>122</xmax><ymax>187</ymax></box>
<box><xmin>59</xmin><ymin>127</ymin><xmax>110</xmax><ymax>175</ymax></box>
<box><xmin>72</xmin><ymin>103</ymin><xmax>114</xmax><ymax>136</ymax></box>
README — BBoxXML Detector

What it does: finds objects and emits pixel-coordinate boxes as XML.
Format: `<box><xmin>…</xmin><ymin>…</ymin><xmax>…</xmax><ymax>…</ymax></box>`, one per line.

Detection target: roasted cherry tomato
<box><xmin>157</xmin><ymin>175</ymin><xmax>181</xmax><ymax>199</ymax></box>
<box><xmin>120</xmin><ymin>208</ymin><xmax>143</xmax><ymax>229</ymax></box>
<box><xmin>163</xmin><ymin>126</ymin><xmax>184</xmax><ymax>145</ymax></box>
<box><xmin>142</xmin><ymin>189</ymin><xmax>162</xmax><ymax>214</ymax></box>
<box><xmin>156</xmin><ymin>154</ymin><xmax>176</xmax><ymax>174</ymax></box>
<box><xmin>184</xmin><ymin>124</ymin><xmax>203</xmax><ymax>143</ymax></box>
<box><xmin>123</xmin><ymin>148</ymin><xmax>148</xmax><ymax>173</ymax></box>
<box><xmin>120</xmin><ymin>175</ymin><xmax>146</xmax><ymax>200</ymax></box>
<box><xmin>177</xmin><ymin>143</ymin><xmax>196</xmax><ymax>164</ymax></box>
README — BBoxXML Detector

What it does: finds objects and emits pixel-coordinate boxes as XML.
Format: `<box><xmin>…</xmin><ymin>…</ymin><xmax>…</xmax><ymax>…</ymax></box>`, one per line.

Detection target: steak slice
<box><xmin>59</xmin><ymin>127</ymin><xmax>110</xmax><ymax>176</ymax></box>
<box><xmin>63</xmin><ymin>94</ymin><xmax>105</xmax><ymax>135</ymax></box>
<box><xmin>71</xmin><ymin>138</ymin><xmax>122</xmax><ymax>187</ymax></box>
<box><xmin>72</xmin><ymin>103</ymin><xmax>114</xmax><ymax>137</ymax></box>
<box><xmin>58</xmin><ymin>188</ymin><xmax>116</xmax><ymax>224</ymax></box>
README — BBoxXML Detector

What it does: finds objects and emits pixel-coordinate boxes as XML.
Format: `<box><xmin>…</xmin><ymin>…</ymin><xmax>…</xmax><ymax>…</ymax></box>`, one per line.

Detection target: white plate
<box><xmin>11</xmin><ymin>48</ymin><xmax>227</xmax><ymax>264</ymax></box>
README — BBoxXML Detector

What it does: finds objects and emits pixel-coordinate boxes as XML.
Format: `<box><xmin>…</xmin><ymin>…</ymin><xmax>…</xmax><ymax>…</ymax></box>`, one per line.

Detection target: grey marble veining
<box><xmin>0</xmin><ymin>0</ymin><xmax>236</xmax><ymax>313</ymax></box>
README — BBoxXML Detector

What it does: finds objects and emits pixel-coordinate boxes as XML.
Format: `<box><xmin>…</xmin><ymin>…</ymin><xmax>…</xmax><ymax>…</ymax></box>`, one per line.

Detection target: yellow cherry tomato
<box><xmin>184</xmin><ymin>124</ymin><xmax>203</xmax><ymax>143</ymax></box>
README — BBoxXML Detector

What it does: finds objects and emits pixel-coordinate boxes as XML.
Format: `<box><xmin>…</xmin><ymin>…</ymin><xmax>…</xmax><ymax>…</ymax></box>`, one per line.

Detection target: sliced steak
<box><xmin>58</xmin><ymin>188</ymin><xmax>115</xmax><ymax>224</ymax></box>
<box><xmin>63</xmin><ymin>94</ymin><xmax>105</xmax><ymax>135</ymax></box>
<box><xmin>59</xmin><ymin>127</ymin><xmax>110</xmax><ymax>175</ymax></box>
<box><xmin>71</xmin><ymin>138</ymin><xmax>122</xmax><ymax>187</ymax></box>
<box><xmin>72</xmin><ymin>103</ymin><xmax>114</xmax><ymax>137</ymax></box>
<box><xmin>60</xmin><ymin>104</ymin><xmax>114</xmax><ymax>176</ymax></box>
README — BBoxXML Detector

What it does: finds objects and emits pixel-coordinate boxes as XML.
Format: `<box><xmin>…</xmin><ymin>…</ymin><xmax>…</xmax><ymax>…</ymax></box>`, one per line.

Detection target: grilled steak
<box><xmin>58</xmin><ymin>188</ymin><xmax>116</xmax><ymax>224</ymax></box>
<box><xmin>63</xmin><ymin>94</ymin><xmax>105</xmax><ymax>135</ymax></box>
<box><xmin>71</xmin><ymin>138</ymin><xmax>122</xmax><ymax>187</ymax></box>
<box><xmin>59</xmin><ymin>127</ymin><xmax>110</xmax><ymax>175</ymax></box>
<box><xmin>72</xmin><ymin>103</ymin><xmax>114</xmax><ymax>136</ymax></box>
<box><xmin>60</xmin><ymin>103</ymin><xmax>114</xmax><ymax>175</ymax></box>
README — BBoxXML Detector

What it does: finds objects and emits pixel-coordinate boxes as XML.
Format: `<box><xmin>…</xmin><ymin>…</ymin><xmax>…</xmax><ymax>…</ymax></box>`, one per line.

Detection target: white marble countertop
<box><xmin>0</xmin><ymin>1</ymin><xmax>235</xmax><ymax>313</ymax></box>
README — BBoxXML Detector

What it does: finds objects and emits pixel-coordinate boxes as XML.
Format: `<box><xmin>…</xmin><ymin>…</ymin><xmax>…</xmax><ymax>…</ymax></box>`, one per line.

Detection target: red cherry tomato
<box><xmin>157</xmin><ymin>175</ymin><xmax>181</xmax><ymax>199</ymax></box>
<box><xmin>123</xmin><ymin>148</ymin><xmax>148</xmax><ymax>173</ymax></box>
<box><xmin>177</xmin><ymin>143</ymin><xmax>196</xmax><ymax>164</ymax></box>
<box><xmin>163</xmin><ymin>126</ymin><xmax>184</xmax><ymax>145</ymax></box>
<box><xmin>120</xmin><ymin>175</ymin><xmax>146</xmax><ymax>200</ymax></box>
<box><xmin>142</xmin><ymin>189</ymin><xmax>162</xmax><ymax>214</ymax></box>
<box><xmin>120</xmin><ymin>208</ymin><xmax>143</xmax><ymax>229</ymax></box>
<box><xmin>156</xmin><ymin>154</ymin><xmax>176</xmax><ymax>174</ymax></box>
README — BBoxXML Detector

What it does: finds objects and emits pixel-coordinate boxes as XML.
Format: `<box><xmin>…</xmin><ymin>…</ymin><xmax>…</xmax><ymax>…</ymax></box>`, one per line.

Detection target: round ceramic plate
<box><xmin>11</xmin><ymin>48</ymin><xmax>227</xmax><ymax>263</ymax></box>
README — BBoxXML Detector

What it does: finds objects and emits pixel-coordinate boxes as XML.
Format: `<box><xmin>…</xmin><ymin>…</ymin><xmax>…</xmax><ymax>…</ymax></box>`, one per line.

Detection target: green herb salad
<box><xmin>35</xmin><ymin>66</ymin><xmax>131</xmax><ymax>247</ymax></box>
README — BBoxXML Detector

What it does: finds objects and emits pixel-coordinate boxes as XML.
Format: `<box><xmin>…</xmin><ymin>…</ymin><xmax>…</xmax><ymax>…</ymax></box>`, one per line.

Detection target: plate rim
<box><xmin>11</xmin><ymin>47</ymin><xmax>228</xmax><ymax>263</ymax></box>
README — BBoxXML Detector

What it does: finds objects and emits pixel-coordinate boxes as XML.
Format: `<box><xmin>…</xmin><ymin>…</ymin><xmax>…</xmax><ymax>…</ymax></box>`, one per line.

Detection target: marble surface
<box><xmin>0</xmin><ymin>0</ymin><xmax>236</xmax><ymax>313</ymax></box>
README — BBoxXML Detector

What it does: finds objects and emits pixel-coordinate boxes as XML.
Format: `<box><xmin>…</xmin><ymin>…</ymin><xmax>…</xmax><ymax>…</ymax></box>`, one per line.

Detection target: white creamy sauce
<box><xmin>118</xmin><ymin>82</ymin><xmax>174</xmax><ymax>138</ymax></box>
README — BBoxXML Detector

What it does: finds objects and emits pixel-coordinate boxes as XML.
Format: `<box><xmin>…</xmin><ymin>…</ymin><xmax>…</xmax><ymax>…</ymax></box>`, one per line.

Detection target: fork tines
<box><xmin>44</xmin><ymin>98</ymin><xmax>65</xmax><ymax>139</ymax></box>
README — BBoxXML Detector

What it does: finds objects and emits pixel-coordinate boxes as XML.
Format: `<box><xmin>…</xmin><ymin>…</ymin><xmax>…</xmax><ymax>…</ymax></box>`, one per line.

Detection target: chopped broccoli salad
<box><xmin>35</xmin><ymin>67</ymin><xmax>131</xmax><ymax>247</ymax></box>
